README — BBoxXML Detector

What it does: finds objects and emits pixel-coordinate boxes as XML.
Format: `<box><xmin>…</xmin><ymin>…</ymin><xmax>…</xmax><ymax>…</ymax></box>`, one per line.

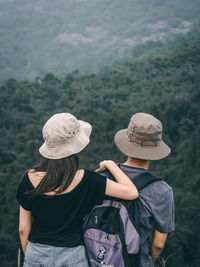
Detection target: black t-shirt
<box><xmin>16</xmin><ymin>169</ymin><xmax>106</xmax><ymax>247</ymax></box>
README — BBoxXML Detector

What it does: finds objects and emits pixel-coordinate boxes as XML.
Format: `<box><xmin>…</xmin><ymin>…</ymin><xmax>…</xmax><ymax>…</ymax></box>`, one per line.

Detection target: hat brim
<box><xmin>39</xmin><ymin>120</ymin><xmax>92</xmax><ymax>159</ymax></box>
<box><xmin>114</xmin><ymin>129</ymin><xmax>171</xmax><ymax>160</ymax></box>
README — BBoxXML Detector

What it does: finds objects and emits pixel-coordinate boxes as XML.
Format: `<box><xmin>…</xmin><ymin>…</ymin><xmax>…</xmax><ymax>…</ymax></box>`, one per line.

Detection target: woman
<box><xmin>16</xmin><ymin>113</ymin><xmax>139</xmax><ymax>267</ymax></box>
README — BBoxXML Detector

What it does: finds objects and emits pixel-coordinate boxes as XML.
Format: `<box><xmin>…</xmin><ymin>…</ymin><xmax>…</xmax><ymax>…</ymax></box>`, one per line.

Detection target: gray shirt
<box><xmin>101</xmin><ymin>164</ymin><xmax>175</xmax><ymax>267</ymax></box>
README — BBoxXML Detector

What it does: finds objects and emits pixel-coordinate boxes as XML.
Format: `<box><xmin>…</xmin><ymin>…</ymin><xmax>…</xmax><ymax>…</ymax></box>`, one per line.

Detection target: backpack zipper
<box><xmin>94</xmin><ymin>215</ymin><xmax>98</xmax><ymax>224</ymax></box>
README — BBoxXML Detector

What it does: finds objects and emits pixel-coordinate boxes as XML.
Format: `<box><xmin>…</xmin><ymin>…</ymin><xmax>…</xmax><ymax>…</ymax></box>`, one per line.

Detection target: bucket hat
<box><xmin>39</xmin><ymin>113</ymin><xmax>92</xmax><ymax>159</ymax></box>
<box><xmin>114</xmin><ymin>112</ymin><xmax>171</xmax><ymax>160</ymax></box>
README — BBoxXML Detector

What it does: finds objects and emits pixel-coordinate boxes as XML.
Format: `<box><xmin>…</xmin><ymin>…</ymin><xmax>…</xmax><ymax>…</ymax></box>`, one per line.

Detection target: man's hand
<box><xmin>151</xmin><ymin>230</ymin><xmax>168</xmax><ymax>262</ymax></box>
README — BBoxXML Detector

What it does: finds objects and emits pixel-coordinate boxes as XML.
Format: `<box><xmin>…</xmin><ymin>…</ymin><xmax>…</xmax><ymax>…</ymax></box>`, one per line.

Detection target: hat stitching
<box><xmin>127</xmin><ymin>128</ymin><xmax>161</xmax><ymax>147</ymax></box>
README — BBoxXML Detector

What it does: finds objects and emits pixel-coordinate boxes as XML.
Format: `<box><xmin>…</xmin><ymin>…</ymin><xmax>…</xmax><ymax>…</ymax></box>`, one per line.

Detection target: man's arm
<box><xmin>19</xmin><ymin>206</ymin><xmax>32</xmax><ymax>254</ymax></box>
<box><xmin>150</xmin><ymin>230</ymin><xmax>168</xmax><ymax>262</ymax></box>
<box><xmin>150</xmin><ymin>186</ymin><xmax>175</xmax><ymax>262</ymax></box>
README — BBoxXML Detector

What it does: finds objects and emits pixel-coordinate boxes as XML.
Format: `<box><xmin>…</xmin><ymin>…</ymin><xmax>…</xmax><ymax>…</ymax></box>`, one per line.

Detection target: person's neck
<box><xmin>123</xmin><ymin>157</ymin><xmax>150</xmax><ymax>170</ymax></box>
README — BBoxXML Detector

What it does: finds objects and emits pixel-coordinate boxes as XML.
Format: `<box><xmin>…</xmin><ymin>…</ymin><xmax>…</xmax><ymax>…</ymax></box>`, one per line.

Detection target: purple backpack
<box><xmin>83</xmin><ymin>169</ymin><xmax>161</xmax><ymax>267</ymax></box>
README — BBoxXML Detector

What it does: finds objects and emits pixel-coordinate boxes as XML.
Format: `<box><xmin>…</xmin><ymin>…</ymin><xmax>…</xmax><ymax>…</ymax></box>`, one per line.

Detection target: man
<box><xmin>110</xmin><ymin>112</ymin><xmax>175</xmax><ymax>266</ymax></box>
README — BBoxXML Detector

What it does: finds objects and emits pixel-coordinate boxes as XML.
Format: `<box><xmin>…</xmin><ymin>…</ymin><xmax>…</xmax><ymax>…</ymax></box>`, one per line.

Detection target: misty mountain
<box><xmin>0</xmin><ymin>38</ymin><xmax>200</xmax><ymax>267</ymax></box>
<box><xmin>0</xmin><ymin>0</ymin><xmax>200</xmax><ymax>81</ymax></box>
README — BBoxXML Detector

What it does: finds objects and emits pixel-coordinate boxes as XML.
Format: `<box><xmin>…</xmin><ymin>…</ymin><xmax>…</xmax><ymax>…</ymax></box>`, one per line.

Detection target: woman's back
<box><xmin>17</xmin><ymin>169</ymin><xmax>106</xmax><ymax>247</ymax></box>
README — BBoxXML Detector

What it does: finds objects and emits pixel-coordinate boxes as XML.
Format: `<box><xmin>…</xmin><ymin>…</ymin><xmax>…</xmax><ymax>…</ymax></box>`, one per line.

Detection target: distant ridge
<box><xmin>0</xmin><ymin>0</ymin><xmax>200</xmax><ymax>81</ymax></box>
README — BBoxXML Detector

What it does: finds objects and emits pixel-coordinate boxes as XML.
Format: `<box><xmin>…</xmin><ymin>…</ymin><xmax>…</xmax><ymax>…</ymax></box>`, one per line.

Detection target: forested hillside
<box><xmin>0</xmin><ymin>39</ymin><xmax>200</xmax><ymax>266</ymax></box>
<box><xmin>0</xmin><ymin>0</ymin><xmax>200</xmax><ymax>81</ymax></box>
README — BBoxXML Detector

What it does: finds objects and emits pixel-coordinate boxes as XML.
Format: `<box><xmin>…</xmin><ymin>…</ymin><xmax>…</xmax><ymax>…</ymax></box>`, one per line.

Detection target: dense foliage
<box><xmin>0</xmin><ymin>39</ymin><xmax>200</xmax><ymax>266</ymax></box>
<box><xmin>0</xmin><ymin>0</ymin><xmax>200</xmax><ymax>81</ymax></box>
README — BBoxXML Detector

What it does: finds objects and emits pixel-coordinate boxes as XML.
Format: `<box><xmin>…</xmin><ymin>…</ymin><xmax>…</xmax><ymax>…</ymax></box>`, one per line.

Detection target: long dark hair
<box><xmin>29</xmin><ymin>154</ymin><xmax>79</xmax><ymax>198</ymax></box>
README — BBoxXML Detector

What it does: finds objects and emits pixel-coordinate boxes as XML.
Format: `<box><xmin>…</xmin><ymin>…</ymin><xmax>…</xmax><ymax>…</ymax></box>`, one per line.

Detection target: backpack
<box><xmin>83</xmin><ymin>166</ymin><xmax>162</xmax><ymax>267</ymax></box>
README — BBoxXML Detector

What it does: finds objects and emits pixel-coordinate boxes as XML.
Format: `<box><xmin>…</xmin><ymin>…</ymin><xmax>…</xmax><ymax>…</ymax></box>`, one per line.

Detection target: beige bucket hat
<box><xmin>114</xmin><ymin>112</ymin><xmax>171</xmax><ymax>160</ymax></box>
<box><xmin>39</xmin><ymin>113</ymin><xmax>92</xmax><ymax>159</ymax></box>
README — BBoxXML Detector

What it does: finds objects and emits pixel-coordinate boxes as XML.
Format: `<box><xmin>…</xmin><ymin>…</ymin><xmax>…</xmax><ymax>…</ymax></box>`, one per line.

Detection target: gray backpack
<box><xmin>83</xmin><ymin>167</ymin><xmax>161</xmax><ymax>267</ymax></box>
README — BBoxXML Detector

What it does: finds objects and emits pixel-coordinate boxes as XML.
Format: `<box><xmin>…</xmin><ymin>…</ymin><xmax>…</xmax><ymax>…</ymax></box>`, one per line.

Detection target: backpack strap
<box><xmin>101</xmin><ymin>164</ymin><xmax>162</xmax><ymax>190</ymax></box>
<box><xmin>116</xmin><ymin>163</ymin><xmax>162</xmax><ymax>190</ymax></box>
<box><xmin>131</xmin><ymin>171</ymin><xmax>162</xmax><ymax>191</ymax></box>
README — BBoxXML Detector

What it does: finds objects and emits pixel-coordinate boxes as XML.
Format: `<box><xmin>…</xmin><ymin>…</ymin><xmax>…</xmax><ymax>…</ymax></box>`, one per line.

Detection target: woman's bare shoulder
<box><xmin>28</xmin><ymin>169</ymin><xmax>45</xmax><ymax>188</ymax></box>
<box><xmin>27</xmin><ymin>169</ymin><xmax>85</xmax><ymax>194</ymax></box>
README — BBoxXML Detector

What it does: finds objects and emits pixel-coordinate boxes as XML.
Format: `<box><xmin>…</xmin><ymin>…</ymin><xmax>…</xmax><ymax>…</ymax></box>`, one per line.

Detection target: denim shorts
<box><xmin>24</xmin><ymin>241</ymin><xmax>90</xmax><ymax>267</ymax></box>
